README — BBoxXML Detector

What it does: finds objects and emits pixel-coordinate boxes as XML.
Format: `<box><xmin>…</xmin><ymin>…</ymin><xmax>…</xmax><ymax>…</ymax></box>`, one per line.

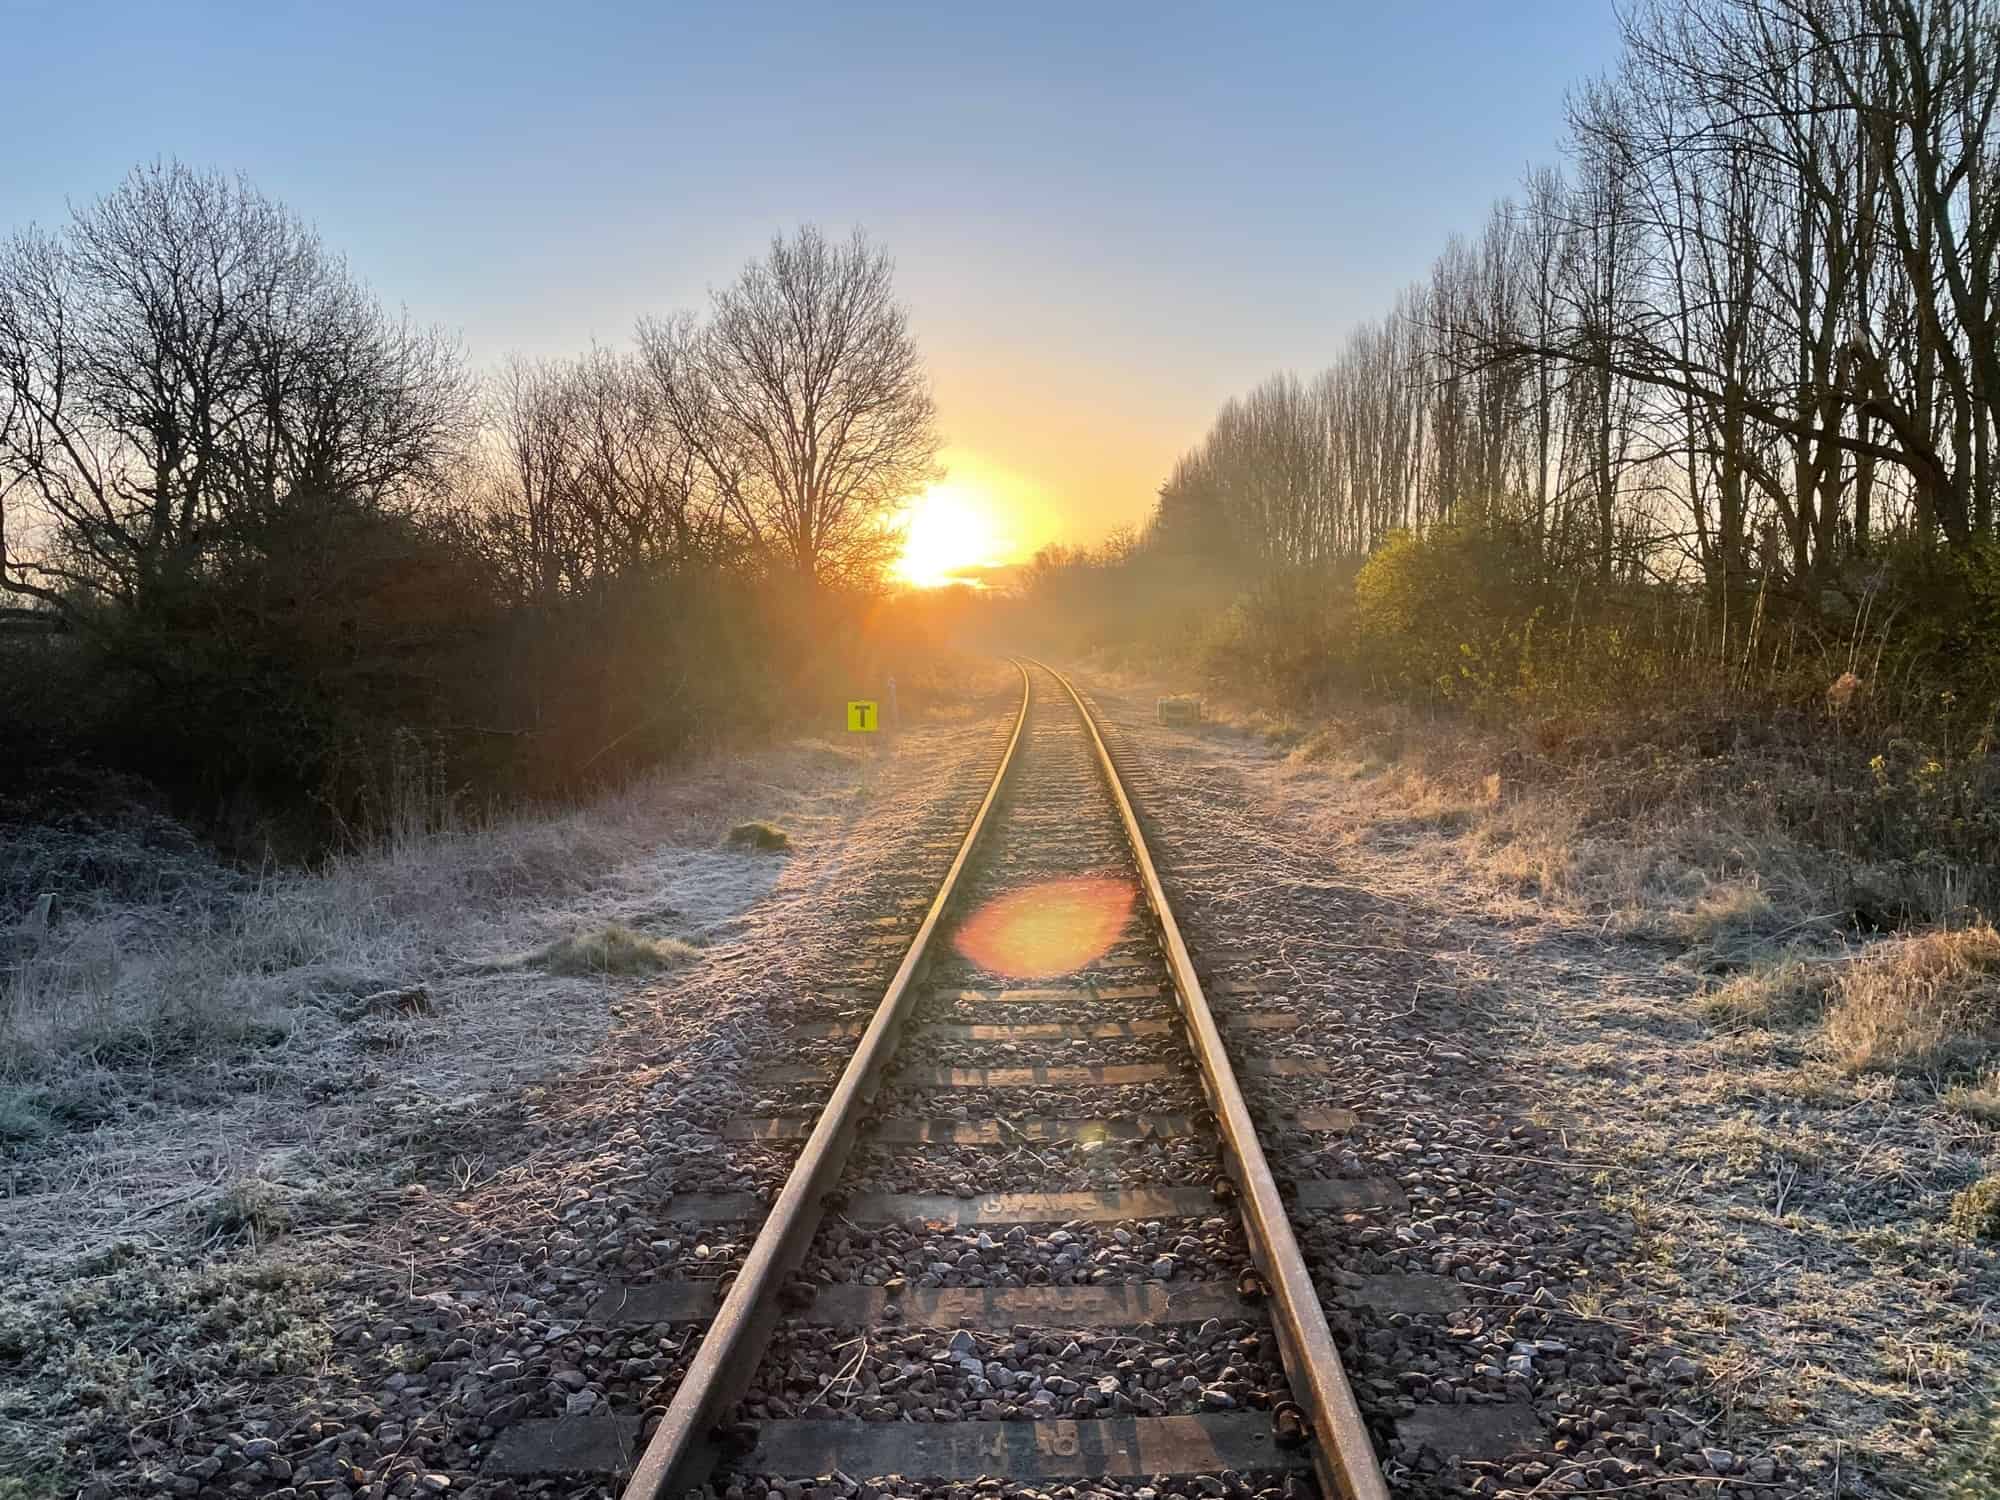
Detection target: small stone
<box><xmin>1701</xmin><ymin>1448</ymin><xmax>1736</xmax><ymax>1474</ymax></box>
<box><xmin>419</xmin><ymin>1478</ymin><xmax>451</xmax><ymax>1494</ymax></box>
<box><xmin>1150</xmin><ymin>1256</ymin><xmax>1176</xmax><ymax>1279</ymax></box>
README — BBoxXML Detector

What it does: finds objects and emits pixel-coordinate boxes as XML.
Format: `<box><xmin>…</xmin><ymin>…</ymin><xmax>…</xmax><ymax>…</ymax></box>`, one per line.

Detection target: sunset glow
<box><xmin>894</xmin><ymin>480</ymin><xmax>1011</xmax><ymax>588</ymax></box>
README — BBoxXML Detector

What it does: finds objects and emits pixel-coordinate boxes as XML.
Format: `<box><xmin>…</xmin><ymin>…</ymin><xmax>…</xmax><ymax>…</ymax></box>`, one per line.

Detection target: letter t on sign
<box><xmin>847</xmin><ymin>700</ymin><xmax>879</xmax><ymax>733</ymax></box>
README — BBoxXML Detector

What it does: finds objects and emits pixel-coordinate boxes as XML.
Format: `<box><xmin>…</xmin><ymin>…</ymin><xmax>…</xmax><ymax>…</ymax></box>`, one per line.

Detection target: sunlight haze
<box><xmin>0</xmin><ymin>0</ymin><xmax>1621</xmax><ymax>572</ymax></box>
<box><xmin>4</xmin><ymin>2</ymin><xmax>1996</xmax><ymax>1492</ymax></box>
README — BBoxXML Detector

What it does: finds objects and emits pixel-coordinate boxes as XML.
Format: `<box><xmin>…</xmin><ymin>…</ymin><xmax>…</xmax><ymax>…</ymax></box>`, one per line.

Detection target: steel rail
<box><xmin>621</xmin><ymin>662</ymin><xmax>1034</xmax><ymax>1500</ymax></box>
<box><xmin>1040</xmin><ymin>662</ymin><xmax>1390</xmax><ymax>1500</ymax></box>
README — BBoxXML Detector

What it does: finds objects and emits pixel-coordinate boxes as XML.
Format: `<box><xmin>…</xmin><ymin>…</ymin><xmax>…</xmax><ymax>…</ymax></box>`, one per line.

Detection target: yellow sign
<box><xmin>847</xmin><ymin>700</ymin><xmax>879</xmax><ymax>733</ymax></box>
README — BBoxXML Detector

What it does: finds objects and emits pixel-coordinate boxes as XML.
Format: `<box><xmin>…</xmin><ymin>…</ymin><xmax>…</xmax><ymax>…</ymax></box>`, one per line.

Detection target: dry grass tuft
<box><xmin>726</xmin><ymin>820</ymin><xmax>791</xmax><ymax>852</ymax></box>
<box><xmin>1826</xmin><ymin>925</ymin><xmax>2000</xmax><ymax>1074</ymax></box>
<box><xmin>1675</xmin><ymin>881</ymin><xmax>1776</xmax><ymax>947</ymax></box>
<box><xmin>1287</xmin><ymin>729</ymin><xmax>1345</xmax><ymax>767</ymax></box>
<box><xmin>1700</xmin><ymin>955</ymin><xmax>1842</xmax><ymax>1029</ymax></box>
<box><xmin>1945</xmin><ymin>1076</ymin><xmax>2000</xmax><ymax>1127</ymax></box>
<box><xmin>1257</xmin><ymin>698</ymin><xmax>1838</xmax><ymax>952</ymax></box>
<box><xmin>527</xmin><ymin>923</ymin><xmax>699</xmax><ymax>977</ymax></box>
<box><xmin>1379</xmin><ymin>767</ymin><xmax>1478</xmax><ymax>830</ymax></box>
<box><xmin>1948</xmin><ymin>1175</ymin><xmax>2000</xmax><ymax>1240</ymax></box>
<box><xmin>203</xmin><ymin>1176</ymin><xmax>295</xmax><ymax>1245</ymax></box>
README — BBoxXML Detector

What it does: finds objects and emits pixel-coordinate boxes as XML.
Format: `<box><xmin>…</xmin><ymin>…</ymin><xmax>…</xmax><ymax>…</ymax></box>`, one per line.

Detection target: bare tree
<box><xmin>482</xmin><ymin>349</ymin><xmax>704</xmax><ymax>601</ymax></box>
<box><xmin>0</xmin><ymin>161</ymin><xmax>468</xmax><ymax>623</ymax></box>
<box><xmin>639</xmin><ymin>226</ymin><xmax>939</xmax><ymax>586</ymax></box>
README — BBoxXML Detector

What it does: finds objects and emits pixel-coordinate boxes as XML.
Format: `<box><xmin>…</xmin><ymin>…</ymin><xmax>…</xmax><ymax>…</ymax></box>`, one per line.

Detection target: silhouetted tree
<box><xmin>0</xmin><ymin>161</ymin><xmax>468</xmax><ymax>626</ymax></box>
<box><xmin>482</xmin><ymin>349</ymin><xmax>707</xmax><ymax>601</ymax></box>
<box><xmin>639</xmin><ymin>226</ymin><xmax>939</xmax><ymax>587</ymax></box>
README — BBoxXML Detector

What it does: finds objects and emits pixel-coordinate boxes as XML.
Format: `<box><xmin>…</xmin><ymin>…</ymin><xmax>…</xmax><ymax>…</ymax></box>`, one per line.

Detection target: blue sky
<box><xmin>0</xmin><ymin>0</ymin><xmax>1622</xmax><ymax>553</ymax></box>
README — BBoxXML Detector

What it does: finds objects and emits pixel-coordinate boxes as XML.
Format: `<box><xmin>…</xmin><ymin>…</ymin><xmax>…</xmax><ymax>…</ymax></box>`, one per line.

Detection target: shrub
<box><xmin>1352</xmin><ymin>519</ymin><xmax>1547</xmax><ymax>708</ymax></box>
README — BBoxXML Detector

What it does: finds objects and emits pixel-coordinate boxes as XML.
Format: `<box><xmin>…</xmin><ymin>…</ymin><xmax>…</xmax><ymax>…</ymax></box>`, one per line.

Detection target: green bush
<box><xmin>1352</xmin><ymin>519</ymin><xmax>1547</xmax><ymax>707</ymax></box>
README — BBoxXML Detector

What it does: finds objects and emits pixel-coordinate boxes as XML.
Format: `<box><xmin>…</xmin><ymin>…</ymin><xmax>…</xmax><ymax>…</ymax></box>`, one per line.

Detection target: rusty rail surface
<box><xmin>620</xmin><ymin>662</ymin><xmax>1034</xmax><ymax>1500</ymax></box>
<box><xmin>1039</xmin><ymin>661</ymin><xmax>1390</xmax><ymax>1500</ymax></box>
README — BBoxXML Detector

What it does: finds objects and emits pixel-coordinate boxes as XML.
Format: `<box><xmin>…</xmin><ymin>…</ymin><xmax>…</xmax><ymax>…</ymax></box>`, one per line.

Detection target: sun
<box><xmin>895</xmin><ymin>481</ymin><xmax>1009</xmax><ymax>588</ymax></box>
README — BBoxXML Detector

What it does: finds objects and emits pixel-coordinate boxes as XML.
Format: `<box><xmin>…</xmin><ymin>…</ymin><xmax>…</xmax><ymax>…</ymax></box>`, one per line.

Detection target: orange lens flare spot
<box><xmin>953</xmin><ymin>876</ymin><xmax>1136</xmax><ymax>980</ymax></box>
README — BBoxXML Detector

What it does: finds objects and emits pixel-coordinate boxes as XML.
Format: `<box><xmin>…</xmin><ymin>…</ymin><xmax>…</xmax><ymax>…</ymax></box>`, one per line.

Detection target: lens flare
<box><xmin>953</xmin><ymin>876</ymin><xmax>1135</xmax><ymax>979</ymax></box>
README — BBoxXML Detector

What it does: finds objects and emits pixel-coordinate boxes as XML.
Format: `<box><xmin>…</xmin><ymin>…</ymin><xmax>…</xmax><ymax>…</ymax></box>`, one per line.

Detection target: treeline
<box><xmin>1124</xmin><ymin>0</ymin><xmax>2000</xmax><ymax>698</ymax></box>
<box><xmin>1162</xmin><ymin>0</ymin><xmax>1998</xmax><ymax>586</ymax></box>
<box><xmin>1008</xmin><ymin>0</ymin><xmax>2000</xmax><ymax>909</ymax></box>
<box><xmin>0</xmin><ymin>163</ymin><xmax>941</xmax><ymax>850</ymax></box>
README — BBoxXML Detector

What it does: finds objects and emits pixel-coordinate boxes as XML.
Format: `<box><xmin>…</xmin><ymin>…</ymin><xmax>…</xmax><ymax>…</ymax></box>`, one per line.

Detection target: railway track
<box><xmin>486</xmin><ymin>661</ymin><xmax>1390</xmax><ymax>1499</ymax></box>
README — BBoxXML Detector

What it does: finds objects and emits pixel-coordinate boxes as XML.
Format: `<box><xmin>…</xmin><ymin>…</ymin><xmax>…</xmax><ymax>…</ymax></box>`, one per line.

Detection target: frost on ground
<box><xmin>3</xmin><ymin>741</ymin><xmax>856</xmax><ymax>1261</ymax></box>
<box><xmin>1082</xmin><ymin>668</ymin><xmax>1999</xmax><ymax>1498</ymax></box>
<box><xmin>0</xmin><ymin>665</ymin><xmax>1019</xmax><ymax>1493</ymax></box>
